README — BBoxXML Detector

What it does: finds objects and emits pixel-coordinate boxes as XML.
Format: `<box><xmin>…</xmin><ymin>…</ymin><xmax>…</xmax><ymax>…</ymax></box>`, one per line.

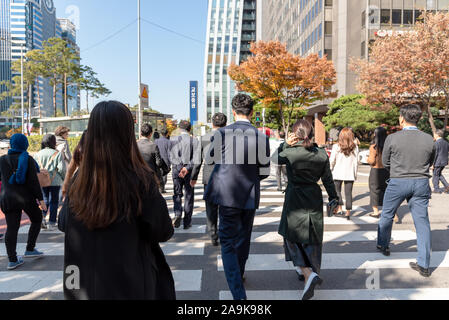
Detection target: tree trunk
<box><xmin>444</xmin><ymin>100</ymin><xmax>448</xmax><ymax>132</ymax></box>
<box><xmin>27</xmin><ymin>84</ymin><xmax>32</xmax><ymax>136</ymax></box>
<box><xmin>64</xmin><ymin>73</ymin><xmax>68</xmax><ymax>116</ymax></box>
<box><xmin>426</xmin><ymin>100</ymin><xmax>437</xmax><ymax>134</ymax></box>
<box><xmin>86</xmin><ymin>90</ymin><xmax>89</xmax><ymax>112</ymax></box>
<box><xmin>53</xmin><ymin>81</ymin><xmax>57</xmax><ymax>117</ymax></box>
<box><xmin>279</xmin><ymin>101</ymin><xmax>286</xmax><ymax>135</ymax></box>
<box><xmin>36</xmin><ymin>77</ymin><xmax>41</xmax><ymax>119</ymax></box>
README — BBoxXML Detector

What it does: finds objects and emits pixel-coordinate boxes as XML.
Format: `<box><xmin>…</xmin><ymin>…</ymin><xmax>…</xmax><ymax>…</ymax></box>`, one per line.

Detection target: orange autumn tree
<box><xmin>352</xmin><ymin>11</ymin><xmax>449</xmax><ymax>134</ymax></box>
<box><xmin>228</xmin><ymin>41</ymin><xmax>337</xmax><ymax>134</ymax></box>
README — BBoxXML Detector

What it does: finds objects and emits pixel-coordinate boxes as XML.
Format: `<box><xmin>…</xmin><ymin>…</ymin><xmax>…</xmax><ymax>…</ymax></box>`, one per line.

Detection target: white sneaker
<box><xmin>301</xmin><ymin>272</ymin><xmax>322</xmax><ymax>300</ymax></box>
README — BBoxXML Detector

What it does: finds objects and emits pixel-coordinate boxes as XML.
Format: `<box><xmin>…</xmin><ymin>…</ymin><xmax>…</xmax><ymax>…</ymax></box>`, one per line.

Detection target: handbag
<box><xmin>37</xmin><ymin>152</ymin><xmax>60</xmax><ymax>188</ymax></box>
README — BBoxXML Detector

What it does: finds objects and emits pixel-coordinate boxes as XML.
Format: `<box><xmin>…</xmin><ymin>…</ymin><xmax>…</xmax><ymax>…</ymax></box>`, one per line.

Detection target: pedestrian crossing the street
<box><xmin>0</xmin><ymin>171</ymin><xmax>448</xmax><ymax>300</ymax></box>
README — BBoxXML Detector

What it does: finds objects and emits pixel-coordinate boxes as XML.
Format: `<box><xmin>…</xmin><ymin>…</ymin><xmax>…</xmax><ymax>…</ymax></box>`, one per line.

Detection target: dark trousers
<box><xmin>334</xmin><ymin>180</ymin><xmax>354</xmax><ymax>211</ymax></box>
<box><xmin>377</xmin><ymin>178</ymin><xmax>432</xmax><ymax>268</ymax></box>
<box><xmin>4</xmin><ymin>203</ymin><xmax>43</xmax><ymax>262</ymax></box>
<box><xmin>204</xmin><ymin>185</ymin><xmax>219</xmax><ymax>241</ymax></box>
<box><xmin>42</xmin><ymin>186</ymin><xmax>61</xmax><ymax>224</ymax></box>
<box><xmin>160</xmin><ymin>174</ymin><xmax>168</xmax><ymax>192</ymax></box>
<box><xmin>173</xmin><ymin>172</ymin><xmax>194</xmax><ymax>227</ymax></box>
<box><xmin>276</xmin><ymin>165</ymin><xmax>288</xmax><ymax>190</ymax></box>
<box><xmin>218</xmin><ymin>206</ymin><xmax>256</xmax><ymax>300</ymax></box>
<box><xmin>433</xmin><ymin>166</ymin><xmax>449</xmax><ymax>191</ymax></box>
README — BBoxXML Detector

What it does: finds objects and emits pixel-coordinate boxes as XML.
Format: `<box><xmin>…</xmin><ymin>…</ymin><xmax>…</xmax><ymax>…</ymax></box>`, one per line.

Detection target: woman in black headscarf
<box><xmin>0</xmin><ymin>134</ymin><xmax>47</xmax><ymax>270</ymax></box>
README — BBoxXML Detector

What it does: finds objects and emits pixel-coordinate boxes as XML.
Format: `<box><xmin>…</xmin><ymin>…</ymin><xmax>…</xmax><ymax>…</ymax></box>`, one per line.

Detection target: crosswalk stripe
<box><xmin>217</xmin><ymin>251</ymin><xmax>449</xmax><ymax>271</ymax></box>
<box><xmin>0</xmin><ymin>270</ymin><xmax>202</xmax><ymax>293</ymax></box>
<box><xmin>251</xmin><ymin>230</ymin><xmax>417</xmax><ymax>243</ymax></box>
<box><xmin>219</xmin><ymin>288</ymin><xmax>449</xmax><ymax>300</ymax></box>
<box><xmin>0</xmin><ymin>242</ymin><xmax>205</xmax><ymax>257</ymax></box>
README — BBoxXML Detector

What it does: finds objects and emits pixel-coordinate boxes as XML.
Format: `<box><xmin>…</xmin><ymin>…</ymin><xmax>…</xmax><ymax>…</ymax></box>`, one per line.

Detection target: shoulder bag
<box><xmin>37</xmin><ymin>151</ymin><xmax>60</xmax><ymax>188</ymax></box>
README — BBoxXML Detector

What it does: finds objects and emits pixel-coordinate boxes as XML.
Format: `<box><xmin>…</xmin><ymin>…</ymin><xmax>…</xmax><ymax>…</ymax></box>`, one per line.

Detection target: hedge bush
<box><xmin>27</xmin><ymin>135</ymin><xmax>82</xmax><ymax>153</ymax></box>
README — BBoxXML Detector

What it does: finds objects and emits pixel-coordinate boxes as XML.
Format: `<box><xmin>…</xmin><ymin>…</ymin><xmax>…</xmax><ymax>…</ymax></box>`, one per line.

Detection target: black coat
<box><xmin>61</xmin><ymin>184</ymin><xmax>175</xmax><ymax>300</ymax></box>
<box><xmin>204</xmin><ymin>121</ymin><xmax>271</xmax><ymax>210</ymax></box>
<box><xmin>155</xmin><ymin>136</ymin><xmax>174</xmax><ymax>167</ymax></box>
<box><xmin>192</xmin><ymin>130</ymin><xmax>215</xmax><ymax>185</ymax></box>
<box><xmin>137</xmin><ymin>138</ymin><xmax>170</xmax><ymax>180</ymax></box>
<box><xmin>0</xmin><ymin>154</ymin><xmax>43</xmax><ymax>213</ymax></box>
<box><xmin>434</xmin><ymin>138</ymin><xmax>449</xmax><ymax>167</ymax></box>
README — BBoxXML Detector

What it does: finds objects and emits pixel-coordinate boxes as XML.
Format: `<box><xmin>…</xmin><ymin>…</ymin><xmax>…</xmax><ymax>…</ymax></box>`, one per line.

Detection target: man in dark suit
<box><xmin>432</xmin><ymin>129</ymin><xmax>449</xmax><ymax>194</ymax></box>
<box><xmin>156</xmin><ymin>129</ymin><xmax>174</xmax><ymax>193</ymax></box>
<box><xmin>170</xmin><ymin>121</ymin><xmax>201</xmax><ymax>229</ymax></box>
<box><xmin>204</xmin><ymin>94</ymin><xmax>271</xmax><ymax>300</ymax></box>
<box><xmin>137</xmin><ymin>123</ymin><xmax>169</xmax><ymax>183</ymax></box>
<box><xmin>192</xmin><ymin>113</ymin><xmax>228</xmax><ymax>246</ymax></box>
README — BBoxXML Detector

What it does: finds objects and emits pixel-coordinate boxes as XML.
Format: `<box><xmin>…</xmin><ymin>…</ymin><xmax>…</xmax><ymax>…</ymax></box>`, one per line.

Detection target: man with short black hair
<box><xmin>432</xmin><ymin>129</ymin><xmax>449</xmax><ymax>194</ymax></box>
<box><xmin>155</xmin><ymin>128</ymin><xmax>174</xmax><ymax>193</ymax></box>
<box><xmin>170</xmin><ymin>121</ymin><xmax>201</xmax><ymax>229</ymax></box>
<box><xmin>192</xmin><ymin>113</ymin><xmax>228</xmax><ymax>246</ymax></box>
<box><xmin>377</xmin><ymin>104</ymin><xmax>435</xmax><ymax>277</ymax></box>
<box><xmin>137</xmin><ymin>123</ymin><xmax>169</xmax><ymax>184</ymax></box>
<box><xmin>205</xmin><ymin>94</ymin><xmax>271</xmax><ymax>300</ymax></box>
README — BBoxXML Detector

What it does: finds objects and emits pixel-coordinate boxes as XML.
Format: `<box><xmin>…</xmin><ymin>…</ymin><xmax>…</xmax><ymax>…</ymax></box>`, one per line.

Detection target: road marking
<box><xmin>251</xmin><ymin>230</ymin><xmax>417</xmax><ymax>243</ymax></box>
<box><xmin>217</xmin><ymin>251</ymin><xmax>449</xmax><ymax>271</ymax></box>
<box><xmin>219</xmin><ymin>288</ymin><xmax>449</xmax><ymax>300</ymax></box>
<box><xmin>171</xmin><ymin>270</ymin><xmax>202</xmax><ymax>291</ymax></box>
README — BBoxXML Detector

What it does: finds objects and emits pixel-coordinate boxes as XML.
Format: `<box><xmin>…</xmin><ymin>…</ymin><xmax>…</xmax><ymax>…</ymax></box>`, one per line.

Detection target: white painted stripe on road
<box><xmin>174</xmin><ymin>225</ymin><xmax>206</xmax><ymax>234</ymax></box>
<box><xmin>171</xmin><ymin>270</ymin><xmax>202</xmax><ymax>291</ymax></box>
<box><xmin>160</xmin><ymin>242</ymin><xmax>205</xmax><ymax>256</ymax></box>
<box><xmin>0</xmin><ymin>242</ymin><xmax>205</xmax><ymax>257</ymax></box>
<box><xmin>18</xmin><ymin>226</ymin><xmax>62</xmax><ymax>234</ymax></box>
<box><xmin>0</xmin><ymin>271</ymin><xmax>62</xmax><ymax>293</ymax></box>
<box><xmin>219</xmin><ymin>288</ymin><xmax>449</xmax><ymax>300</ymax></box>
<box><xmin>250</xmin><ymin>230</ymin><xmax>417</xmax><ymax>243</ymax></box>
<box><xmin>217</xmin><ymin>251</ymin><xmax>449</xmax><ymax>271</ymax></box>
<box><xmin>0</xmin><ymin>270</ymin><xmax>202</xmax><ymax>293</ymax></box>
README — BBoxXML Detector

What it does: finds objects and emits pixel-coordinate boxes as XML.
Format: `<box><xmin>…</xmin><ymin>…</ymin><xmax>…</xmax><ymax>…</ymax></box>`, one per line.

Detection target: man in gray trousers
<box><xmin>377</xmin><ymin>104</ymin><xmax>435</xmax><ymax>277</ymax></box>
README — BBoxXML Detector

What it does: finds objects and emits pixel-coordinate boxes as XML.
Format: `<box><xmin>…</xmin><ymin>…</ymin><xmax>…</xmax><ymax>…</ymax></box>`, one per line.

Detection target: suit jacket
<box><xmin>155</xmin><ymin>136</ymin><xmax>173</xmax><ymax>167</ymax></box>
<box><xmin>137</xmin><ymin>138</ymin><xmax>169</xmax><ymax>180</ymax></box>
<box><xmin>170</xmin><ymin>131</ymin><xmax>202</xmax><ymax>179</ymax></box>
<box><xmin>434</xmin><ymin>138</ymin><xmax>449</xmax><ymax>167</ymax></box>
<box><xmin>191</xmin><ymin>130</ymin><xmax>216</xmax><ymax>185</ymax></box>
<box><xmin>204</xmin><ymin>121</ymin><xmax>271</xmax><ymax>210</ymax></box>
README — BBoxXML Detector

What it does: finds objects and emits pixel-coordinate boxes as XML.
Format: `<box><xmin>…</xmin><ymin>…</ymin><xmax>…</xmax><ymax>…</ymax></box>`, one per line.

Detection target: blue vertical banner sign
<box><xmin>189</xmin><ymin>81</ymin><xmax>198</xmax><ymax>125</ymax></box>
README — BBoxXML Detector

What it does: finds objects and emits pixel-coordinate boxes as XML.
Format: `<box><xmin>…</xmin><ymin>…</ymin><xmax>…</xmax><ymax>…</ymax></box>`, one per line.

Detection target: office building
<box><xmin>203</xmin><ymin>0</ymin><xmax>258</xmax><ymax>124</ymax></box>
<box><xmin>0</xmin><ymin>0</ymin><xmax>70</xmax><ymax>117</ymax></box>
<box><xmin>262</xmin><ymin>0</ymin><xmax>449</xmax><ymax>144</ymax></box>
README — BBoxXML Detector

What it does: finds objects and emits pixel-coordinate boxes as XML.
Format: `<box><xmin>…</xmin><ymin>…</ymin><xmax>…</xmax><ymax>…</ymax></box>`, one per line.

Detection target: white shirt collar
<box><xmin>235</xmin><ymin>118</ymin><xmax>251</xmax><ymax>123</ymax></box>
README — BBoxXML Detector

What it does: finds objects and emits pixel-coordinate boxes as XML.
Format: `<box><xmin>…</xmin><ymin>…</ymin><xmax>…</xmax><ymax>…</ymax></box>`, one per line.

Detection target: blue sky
<box><xmin>53</xmin><ymin>0</ymin><xmax>207</xmax><ymax>120</ymax></box>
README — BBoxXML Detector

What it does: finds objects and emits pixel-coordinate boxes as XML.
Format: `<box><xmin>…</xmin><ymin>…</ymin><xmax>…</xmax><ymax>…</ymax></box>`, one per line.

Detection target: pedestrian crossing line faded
<box><xmin>219</xmin><ymin>288</ymin><xmax>449</xmax><ymax>300</ymax></box>
<box><xmin>217</xmin><ymin>251</ymin><xmax>449</xmax><ymax>271</ymax></box>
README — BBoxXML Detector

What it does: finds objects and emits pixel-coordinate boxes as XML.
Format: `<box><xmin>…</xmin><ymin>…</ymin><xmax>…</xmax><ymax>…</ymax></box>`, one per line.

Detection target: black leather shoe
<box><xmin>183</xmin><ymin>224</ymin><xmax>192</xmax><ymax>230</ymax></box>
<box><xmin>410</xmin><ymin>262</ymin><xmax>430</xmax><ymax>277</ymax></box>
<box><xmin>173</xmin><ymin>217</ymin><xmax>182</xmax><ymax>228</ymax></box>
<box><xmin>376</xmin><ymin>245</ymin><xmax>390</xmax><ymax>256</ymax></box>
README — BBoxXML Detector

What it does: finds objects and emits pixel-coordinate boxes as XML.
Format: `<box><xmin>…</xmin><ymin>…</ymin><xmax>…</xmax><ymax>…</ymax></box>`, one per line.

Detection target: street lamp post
<box><xmin>137</xmin><ymin>0</ymin><xmax>142</xmax><ymax>138</ymax></box>
<box><xmin>20</xmin><ymin>44</ymin><xmax>25</xmax><ymax>134</ymax></box>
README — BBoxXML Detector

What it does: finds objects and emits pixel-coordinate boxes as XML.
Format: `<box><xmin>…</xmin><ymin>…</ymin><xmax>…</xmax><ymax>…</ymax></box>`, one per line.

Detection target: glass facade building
<box><xmin>0</xmin><ymin>0</ymin><xmax>69</xmax><ymax>117</ymax></box>
<box><xmin>203</xmin><ymin>0</ymin><xmax>257</xmax><ymax>124</ymax></box>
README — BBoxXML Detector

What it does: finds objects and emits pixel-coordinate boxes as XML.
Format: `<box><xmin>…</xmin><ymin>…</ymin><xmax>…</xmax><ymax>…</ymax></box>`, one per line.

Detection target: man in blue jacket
<box><xmin>204</xmin><ymin>94</ymin><xmax>271</xmax><ymax>300</ymax></box>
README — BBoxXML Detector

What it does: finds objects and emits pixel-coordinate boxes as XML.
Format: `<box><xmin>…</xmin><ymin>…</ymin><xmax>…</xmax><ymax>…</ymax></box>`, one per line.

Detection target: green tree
<box><xmin>418</xmin><ymin>107</ymin><xmax>444</xmax><ymax>136</ymax></box>
<box><xmin>251</xmin><ymin>99</ymin><xmax>306</xmax><ymax>131</ymax></box>
<box><xmin>323</xmin><ymin>95</ymin><xmax>400</xmax><ymax>141</ymax></box>
<box><xmin>76</xmin><ymin>66</ymin><xmax>111</xmax><ymax>112</ymax></box>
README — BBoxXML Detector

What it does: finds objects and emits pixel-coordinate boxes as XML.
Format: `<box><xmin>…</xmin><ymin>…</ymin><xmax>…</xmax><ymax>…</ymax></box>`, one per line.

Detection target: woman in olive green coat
<box><xmin>273</xmin><ymin>120</ymin><xmax>339</xmax><ymax>300</ymax></box>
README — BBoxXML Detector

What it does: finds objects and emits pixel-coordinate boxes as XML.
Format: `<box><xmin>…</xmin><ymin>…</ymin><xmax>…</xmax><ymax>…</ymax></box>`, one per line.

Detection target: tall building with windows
<box><xmin>0</xmin><ymin>0</ymin><xmax>12</xmax><ymax>111</ymax></box>
<box><xmin>263</xmin><ymin>0</ymin><xmax>449</xmax><ymax>144</ymax></box>
<box><xmin>59</xmin><ymin>18</ymin><xmax>80</xmax><ymax>115</ymax></box>
<box><xmin>203</xmin><ymin>0</ymin><xmax>258</xmax><ymax>124</ymax></box>
<box><xmin>0</xmin><ymin>0</ymin><xmax>68</xmax><ymax>116</ymax></box>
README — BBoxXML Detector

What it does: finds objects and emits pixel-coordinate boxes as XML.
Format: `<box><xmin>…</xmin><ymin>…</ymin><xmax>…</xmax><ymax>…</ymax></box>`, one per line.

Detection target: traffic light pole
<box><xmin>137</xmin><ymin>0</ymin><xmax>142</xmax><ymax>138</ymax></box>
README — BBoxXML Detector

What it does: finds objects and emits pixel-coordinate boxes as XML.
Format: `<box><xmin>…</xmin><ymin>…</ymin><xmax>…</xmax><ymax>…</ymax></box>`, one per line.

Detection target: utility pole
<box><xmin>20</xmin><ymin>44</ymin><xmax>25</xmax><ymax>135</ymax></box>
<box><xmin>137</xmin><ymin>0</ymin><xmax>142</xmax><ymax>138</ymax></box>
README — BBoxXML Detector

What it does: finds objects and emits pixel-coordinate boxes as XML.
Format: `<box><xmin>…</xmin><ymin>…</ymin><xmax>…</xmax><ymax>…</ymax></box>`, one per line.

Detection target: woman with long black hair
<box><xmin>60</xmin><ymin>101</ymin><xmax>175</xmax><ymax>300</ymax></box>
<box><xmin>273</xmin><ymin>120</ymin><xmax>339</xmax><ymax>300</ymax></box>
<box><xmin>368</xmin><ymin>127</ymin><xmax>399</xmax><ymax>223</ymax></box>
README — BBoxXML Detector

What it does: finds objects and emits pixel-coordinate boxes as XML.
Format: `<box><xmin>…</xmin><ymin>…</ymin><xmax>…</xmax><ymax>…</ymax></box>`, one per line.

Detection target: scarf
<box><xmin>8</xmin><ymin>134</ymin><xmax>38</xmax><ymax>185</ymax></box>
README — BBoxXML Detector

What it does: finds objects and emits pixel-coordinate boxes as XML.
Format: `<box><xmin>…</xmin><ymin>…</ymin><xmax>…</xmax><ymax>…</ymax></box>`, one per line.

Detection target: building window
<box><xmin>361</xmin><ymin>41</ymin><xmax>366</xmax><ymax>57</ymax></box>
<box><xmin>381</xmin><ymin>9</ymin><xmax>391</xmax><ymax>24</ymax></box>
<box><xmin>362</xmin><ymin>11</ymin><xmax>366</xmax><ymax>27</ymax></box>
<box><xmin>325</xmin><ymin>0</ymin><xmax>333</xmax><ymax>6</ymax></box>
<box><xmin>324</xmin><ymin>21</ymin><xmax>332</xmax><ymax>35</ymax></box>
<box><xmin>324</xmin><ymin>49</ymin><xmax>332</xmax><ymax>60</ymax></box>
<box><xmin>404</xmin><ymin>10</ymin><xmax>413</xmax><ymax>24</ymax></box>
<box><xmin>392</xmin><ymin>9</ymin><xmax>401</xmax><ymax>24</ymax></box>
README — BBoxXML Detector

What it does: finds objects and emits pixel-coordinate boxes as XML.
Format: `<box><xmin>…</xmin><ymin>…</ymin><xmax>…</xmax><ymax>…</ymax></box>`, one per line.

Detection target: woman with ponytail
<box><xmin>272</xmin><ymin>120</ymin><xmax>339</xmax><ymax>300</ymax></box>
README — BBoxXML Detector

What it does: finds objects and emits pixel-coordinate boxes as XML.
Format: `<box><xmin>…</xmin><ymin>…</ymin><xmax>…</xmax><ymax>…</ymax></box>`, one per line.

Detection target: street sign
<box><xmin>140</xmin><ymin>83</ymin><xmax>149</xmax><ymax>108</ymax></box>
<box><xmin>189</xmin><ymin>81</ymin><xmax>198</xmax><ymax>125</ymax></box>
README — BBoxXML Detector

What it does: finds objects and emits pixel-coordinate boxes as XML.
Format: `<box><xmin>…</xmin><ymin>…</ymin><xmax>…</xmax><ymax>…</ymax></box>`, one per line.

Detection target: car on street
<box><xmin>0</xmin><ymin>140</ymin><xmax>10</xmax><ymax>149</ymax></box>
<box><xmin>359</xmin><ymin>149</ymin><xmax>370</xmax><ymax>165</ymax></box>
